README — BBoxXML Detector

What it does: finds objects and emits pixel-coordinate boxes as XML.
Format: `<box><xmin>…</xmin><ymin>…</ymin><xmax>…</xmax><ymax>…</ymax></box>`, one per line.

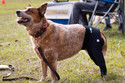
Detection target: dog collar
<box><xmin>34</xmin><ymin>23</ymin><xmax>49</xmax><ymax>38</ymax></box>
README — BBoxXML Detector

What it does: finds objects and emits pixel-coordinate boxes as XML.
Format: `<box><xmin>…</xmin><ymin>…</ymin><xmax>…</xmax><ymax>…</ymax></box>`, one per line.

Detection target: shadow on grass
<box><xmin>105</xmin><ymin>72</ymin><xmax>122</xmax><ymax>80</ymax></box>
<box><xmin>100</xmin><ymin>72</ymin><xmax>125</xmax><ymax>83</ymax></box>
<box><xmin>58</xmin><ymin>72</ymin><xmax>124</xmax><ymax>83</ymax></box>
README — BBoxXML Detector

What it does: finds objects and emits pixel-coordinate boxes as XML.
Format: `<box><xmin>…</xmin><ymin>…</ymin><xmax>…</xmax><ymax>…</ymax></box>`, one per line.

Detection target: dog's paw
<box><xmin>37</xmin><ymin>79</ymin><xmax>42</xmax><ymax>83</ymax></box>
<box><xmin>37</xmin><ymin>79</ymin><xmax>46</xmax><ymax>83</ymax></box>
<box><xmin>42</xmin><ymin>75</ymin><xmax>47</xmax><ymax>81</ymax></box>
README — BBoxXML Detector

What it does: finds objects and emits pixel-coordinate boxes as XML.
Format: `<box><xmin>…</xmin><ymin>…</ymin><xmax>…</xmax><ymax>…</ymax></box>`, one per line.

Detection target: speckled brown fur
<box><xmin>16</xmin><ymin>3</ymin><xmax>107</xmax><ymax>83</ymax></box>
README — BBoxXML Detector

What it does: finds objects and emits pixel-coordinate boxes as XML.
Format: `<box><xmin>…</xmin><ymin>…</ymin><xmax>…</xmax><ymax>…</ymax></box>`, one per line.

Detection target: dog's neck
<box><xmin>34</xmin><ymin>23</ymin><xmax>49</xmax><ymax>38</ymax></box>
<box><xmin>25</xmin><ymin>17</ymin><xmax>49</xmax><ymax>37</ymax></box>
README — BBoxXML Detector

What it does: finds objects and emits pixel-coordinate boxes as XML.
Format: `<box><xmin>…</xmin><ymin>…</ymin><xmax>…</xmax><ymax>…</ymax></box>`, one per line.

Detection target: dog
<box><xmin>16</xmin><ymin>3</ymin><xmax>107</xmax><ymax>83</ymax></box>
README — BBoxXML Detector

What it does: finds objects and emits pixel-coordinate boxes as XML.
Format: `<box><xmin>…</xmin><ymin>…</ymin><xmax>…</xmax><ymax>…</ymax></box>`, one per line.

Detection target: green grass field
<box><xmin>0</xmin><ymin>0</ymin><xmax>125</xmax><ymax>83</ymax></box>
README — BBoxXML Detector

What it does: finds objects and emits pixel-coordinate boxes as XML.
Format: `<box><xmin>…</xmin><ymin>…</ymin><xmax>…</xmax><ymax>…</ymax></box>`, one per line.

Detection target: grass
<box><xmin>0</xmin><ymin>0</ymin><xmax>125</xmax><ymax>83</ymax></box>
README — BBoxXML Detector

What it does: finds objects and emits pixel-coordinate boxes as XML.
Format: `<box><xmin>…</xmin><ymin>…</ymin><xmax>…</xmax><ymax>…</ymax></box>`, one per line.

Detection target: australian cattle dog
<box><xmin>16</xmin><ymin>3</ymin><xmax>107</xmax><ymax>83</ymax></box>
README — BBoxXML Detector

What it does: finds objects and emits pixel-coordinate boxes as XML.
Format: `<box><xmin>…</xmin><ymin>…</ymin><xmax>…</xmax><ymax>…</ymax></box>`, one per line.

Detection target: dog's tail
<box><xmin>101</xmin><ymin>32</ymin><xmax>107</xmax><ymax>56</ymax></box>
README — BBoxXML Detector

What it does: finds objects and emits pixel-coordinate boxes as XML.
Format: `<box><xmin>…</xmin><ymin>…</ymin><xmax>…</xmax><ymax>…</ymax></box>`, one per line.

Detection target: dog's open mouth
<box><xmin>17</xmin><ymin>17</ymin><xmax>30</xmax><ymax>24</ymax></box>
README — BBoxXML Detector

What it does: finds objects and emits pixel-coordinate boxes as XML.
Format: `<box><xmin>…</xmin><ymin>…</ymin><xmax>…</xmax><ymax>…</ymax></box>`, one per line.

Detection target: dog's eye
<box><xmin>27</xmin><ymin>9</ymin><xmax>33</xmax><ymax>13</ymax></box>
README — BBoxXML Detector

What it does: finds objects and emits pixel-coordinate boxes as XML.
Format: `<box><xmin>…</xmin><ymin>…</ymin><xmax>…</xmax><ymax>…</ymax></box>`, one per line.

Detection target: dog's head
<box><xmin>16</xmin><ymin>3</ymin><xmax>48</xmax><ymax>26</ymax></box>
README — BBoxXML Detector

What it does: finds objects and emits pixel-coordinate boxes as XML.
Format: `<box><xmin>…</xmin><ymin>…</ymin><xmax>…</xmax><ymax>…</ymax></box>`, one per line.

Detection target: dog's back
<box><xmin>48</xmin><ymin>21</ymin><xmax>107</xmax><ymax>61</ymax></box>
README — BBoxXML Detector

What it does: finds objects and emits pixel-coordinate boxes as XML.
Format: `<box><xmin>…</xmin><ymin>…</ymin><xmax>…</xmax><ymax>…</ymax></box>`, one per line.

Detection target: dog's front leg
<box><xmin>34</xmin><ymin>47</ymin><xmax>48</xmax><ymax>82</ymax></box>
<box><xmin>50</xmin><ymin>61</ymin><xmax>57</xmax><ymax>83</ymax></box>
<box><xmin>41</xmin><ymin>60</ymin><xmax>47</xmax><ymax>81</ymax></box>
<box><xmin>44</xmin><ymin>50</ymin><xmax>58</xmax><ymax>83</ymax></box>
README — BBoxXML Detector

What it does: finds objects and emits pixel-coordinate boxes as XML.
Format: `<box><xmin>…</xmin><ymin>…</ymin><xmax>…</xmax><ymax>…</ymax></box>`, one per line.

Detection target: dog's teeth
<box><xmin>17</xmin><ymin>17</ymin><xmax>30</xmax><ymax>24</ymax></box>
<box><xmin>24</xmin><ymin>18</ymin><xmax>28</xmax><ymax>21</ymax></box>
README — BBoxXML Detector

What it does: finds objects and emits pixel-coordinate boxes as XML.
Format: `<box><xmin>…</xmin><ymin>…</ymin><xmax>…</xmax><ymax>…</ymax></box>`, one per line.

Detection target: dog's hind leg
<box><xmin>87</xmin><ymin>48</ymin><xmax>107</xmax><ymax>77</ymax></box>
<box><xmin>86</xmin><ymin>39</ymin><xmax>107</xmax><ymax>77</ymax></box>
<box><xmin>101</xmin><ymin>32</ymin><xmax>107</xmax><ymax>56</ymax></box>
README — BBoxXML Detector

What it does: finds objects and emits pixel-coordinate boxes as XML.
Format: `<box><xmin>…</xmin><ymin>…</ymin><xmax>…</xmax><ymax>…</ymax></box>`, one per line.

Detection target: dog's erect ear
<box><xmin>24</xmin><ymin>4</ymin><xmax>31</xmax><ymax>9</ymax></box>
<box><xmin>38</xmin><ymin>3</ymin><xmax>48</xmax><ymax>16</ymax></box>
<box><xmin>28</xmin><ymin>4</ymin><xmax>31</xmax><ymax>7</ymax></box>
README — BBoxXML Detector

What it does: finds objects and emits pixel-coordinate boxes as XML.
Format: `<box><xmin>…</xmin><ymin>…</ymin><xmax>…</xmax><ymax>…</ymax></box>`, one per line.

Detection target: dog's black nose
<box><xmin>16</xmin><ymin>11</ymin><xmax>20</xmax><ymax>15</ymax></box>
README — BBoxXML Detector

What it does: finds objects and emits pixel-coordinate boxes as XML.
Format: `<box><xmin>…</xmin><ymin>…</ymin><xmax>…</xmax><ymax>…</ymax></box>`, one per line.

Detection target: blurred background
<box><xmin>0</xmin><ymin>0</ymin><xmax>125</xmax><ymax>83</ymax></box>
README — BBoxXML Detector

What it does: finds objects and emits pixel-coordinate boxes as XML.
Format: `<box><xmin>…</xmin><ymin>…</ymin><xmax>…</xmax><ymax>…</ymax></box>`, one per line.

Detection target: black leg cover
<box><xmin>82</xmin><ymin>26</ymin><xmax>107</xmax><ymax>77</ymax></box>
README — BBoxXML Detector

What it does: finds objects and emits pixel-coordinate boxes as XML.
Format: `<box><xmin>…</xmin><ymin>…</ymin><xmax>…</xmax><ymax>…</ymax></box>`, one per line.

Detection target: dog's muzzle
<box><xmin>16</xmin><ymin>11</ymin><xmax>31</xmax><ymax>24</ymax></box>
